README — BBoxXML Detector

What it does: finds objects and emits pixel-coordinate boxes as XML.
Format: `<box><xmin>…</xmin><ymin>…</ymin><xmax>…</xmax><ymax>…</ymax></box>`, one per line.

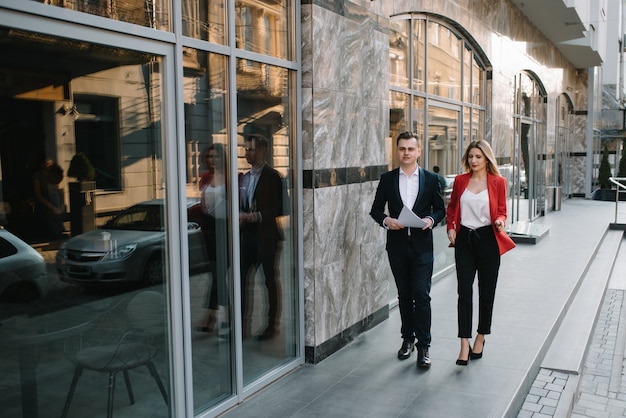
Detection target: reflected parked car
<box><xmin>56</xmin><ymin>199</ymin><xmax>207</xmax><ymax>287</ymax></box>
<box><xmin>0</xmin><ymin>226</ymin><xmax>48</xmax><ymax>302</ymax></box>
<box><xmin>443</xmin><ymin>174</ymin><xmax>457</xmax><ymax>206</ymax></box>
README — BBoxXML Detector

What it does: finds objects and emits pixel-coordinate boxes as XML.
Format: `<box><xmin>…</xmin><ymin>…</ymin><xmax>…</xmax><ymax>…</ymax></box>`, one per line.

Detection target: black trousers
<box><xmin>387</xmin><ymin>244</ymin><xmax>433</xmax><ymax>348</ymax></box>
<box><xmin>455</xmin><ymin>225</ymin><xmax>500</xmax><ymax>338</ymax></box>
<box><xmin>240</xmin><ymin>232</ymin><xmax>281</xmax><ymax>331</ymax></box>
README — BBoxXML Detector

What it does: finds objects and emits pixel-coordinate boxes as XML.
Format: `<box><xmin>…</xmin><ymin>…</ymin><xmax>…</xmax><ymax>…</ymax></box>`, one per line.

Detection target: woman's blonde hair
<box><xmin>461</xmin><ymin>140</ymin><xmax>500</xmax><ymax>176</ymax></box>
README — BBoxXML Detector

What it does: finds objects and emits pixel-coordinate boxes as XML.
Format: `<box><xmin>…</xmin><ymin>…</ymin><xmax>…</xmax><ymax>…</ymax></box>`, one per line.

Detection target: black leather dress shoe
<box><xmin>397</xmin><ymin>339</ymin><xmax>415</xmax><ymax>360</ymax></box>
<box><xmin>417</xmin><ymin>347</ymin><xmax>431</xmax><ymax>368</ymax></box>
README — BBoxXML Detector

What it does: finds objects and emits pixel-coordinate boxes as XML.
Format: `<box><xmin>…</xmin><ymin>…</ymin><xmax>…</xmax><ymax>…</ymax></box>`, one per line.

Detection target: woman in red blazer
<box><xmin>446</xmin><ymin>140</ymin><xmax>515</xmax><ymax>366</ymax></box>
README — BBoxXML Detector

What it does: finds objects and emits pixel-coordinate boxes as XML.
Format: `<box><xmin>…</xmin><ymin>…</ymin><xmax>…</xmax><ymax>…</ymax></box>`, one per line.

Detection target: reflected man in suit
<box><xmin>370</xmin><ymin>132</ymin><xmax>445</xmax><ymax>367</ymax></box>
<box><xmin>239</xmin><ymin>135</ymin><xmax>283</xmax><ymax>340</ymax></box>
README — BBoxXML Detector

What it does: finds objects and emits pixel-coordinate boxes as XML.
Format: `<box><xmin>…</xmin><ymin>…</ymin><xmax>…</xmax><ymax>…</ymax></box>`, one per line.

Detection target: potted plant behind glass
<box><xmin>68</xmin><ymin>152</ymin><xmax>97</xmax><ymax>235</ymax></box>
<box><xmin>594</xmin><ymin>144</ymin><xmax>615</xmax><ymax>201</ymax></box>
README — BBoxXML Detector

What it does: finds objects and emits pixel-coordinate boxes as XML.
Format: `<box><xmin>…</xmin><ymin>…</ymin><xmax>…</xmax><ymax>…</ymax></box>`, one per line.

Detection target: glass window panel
<box><xmin>426</xmin><ymin>104</ymin><xmax>456</xmax><ymax>275</ymax></box>
<box><xmin>235</xmin><ymin>0</ymin><xmax>290</xmax><ymax>60</ymax></box>
<box><xmin>412</xmin><ymin>19</ymin><xmax>425</xmax><ymax>91</ymax></box>
<box><xmin>183</xmin><ymin>0</ymin><xmax>226</xmax><ymax>43</ymax></box>
<box><xmin>389</xmin><ymin>20</ymin><xmax>409</xmax><ymax>88</ymax></box>
<box><xmin>236</xmin><ymin>59</ymin><xmax>297</xmax><ymax>385</ymax></box>
<box><xmin>520</xmin><ymin>73</ymin><xmax>534</xmax><ymax>118</ymax></box>
<box><xmin>389</xmin><ymin>90</ymin><xmax>410</xmax><ymax>143</ymax></box>
<box><xmin>0</xmin><ymin>28</ymin><xmax>172</xmax><ymax>418</ymax></box>
<box><xmin>182</xmin><ymin>50</ymin><xmax>233</xmax><ymax>412</ymax></box>
<box><xmin>412</xmin><ymin>96</ymin><xmax>425</xmax><ymax>150</ymax></box>
<box><xmin>427</xmin><ymin>106</ymin><xmax>458</xmax><ymax>179</ymax></box>
<box><xmin>34</xmin><ymin>0</ymin><xmax>170</xmax><ymax>30</ymax></box>
<box><xmin>472</xmin><ymin>54</ymin><xmax>484</xmax><ymax>105</ymax></box>
<box><xmin>427</xmin><ymin>22</ymin><xmax>461</xmax><ymax>101</ymax></box>
<box><xmin>463</xmin><ymin>47</ymin><xmax>471</xmax><ymax>102</ymax></box>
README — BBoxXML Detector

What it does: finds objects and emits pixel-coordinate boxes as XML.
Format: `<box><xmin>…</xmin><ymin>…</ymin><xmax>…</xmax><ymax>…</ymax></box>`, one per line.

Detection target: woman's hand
<box><xmin>494</xmin><ymin>219</ymin><xmax>505</xmax><ymax>232</ymax></box>
<box><xmin>447</xmin><ymin>229</ymin><xmax>456</xmax><ymax>246</ymax></box>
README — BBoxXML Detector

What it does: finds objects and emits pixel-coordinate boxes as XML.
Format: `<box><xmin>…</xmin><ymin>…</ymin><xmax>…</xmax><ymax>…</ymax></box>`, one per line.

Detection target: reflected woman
<box><xmin>198</xmin><ymin>144</ymin><xmax>229</xmax><ymax>333</ymax></box>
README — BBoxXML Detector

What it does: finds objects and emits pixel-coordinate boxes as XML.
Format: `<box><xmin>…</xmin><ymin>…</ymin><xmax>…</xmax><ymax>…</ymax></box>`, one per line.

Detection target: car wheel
<box><xmin>143</xmin><ymin>253</ymin><xmax>164</xmax><ymax>285</ymax></box>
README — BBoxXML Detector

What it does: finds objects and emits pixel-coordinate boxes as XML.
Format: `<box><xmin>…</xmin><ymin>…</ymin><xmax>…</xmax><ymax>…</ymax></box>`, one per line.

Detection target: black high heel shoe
<box><xmin>470</xmin><ymin>340</ymin><xmax>485</xmax><ymax>360</ymax></box>
<box><xmin>456</xmin><ymin>343</ymin><xmax>471</xmax><ymax>366</ymax></box>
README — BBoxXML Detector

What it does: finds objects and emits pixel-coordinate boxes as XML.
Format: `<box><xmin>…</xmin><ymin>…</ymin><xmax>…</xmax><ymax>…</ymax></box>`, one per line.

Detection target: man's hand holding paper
<box><xmin>398</xmin><ymin>205</ymin><xmax>428</xmax><ymax>229</ymax></box>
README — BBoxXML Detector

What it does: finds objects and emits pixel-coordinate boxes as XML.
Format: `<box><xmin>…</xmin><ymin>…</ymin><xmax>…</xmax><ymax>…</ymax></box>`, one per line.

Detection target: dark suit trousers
<box><xmin>455</xmin><ymin>225</ymin><xmax>501</xmax><ymax>338</ymax></box>
<box><xmin>240</xmin><ymin>231</ymin><xmax>281</xmax><ymax>330</ymax></box>
<box><xmin>387</xmin><ymin>243</ymin><xmax>433</xmax><ymax>347</ymax></box>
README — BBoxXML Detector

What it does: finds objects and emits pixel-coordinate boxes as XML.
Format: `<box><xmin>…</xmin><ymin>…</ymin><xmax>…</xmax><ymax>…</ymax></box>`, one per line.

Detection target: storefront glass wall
<box><xmin>235</xmin><ymin>60</ymin><xmax>297</xmax><ymax>385</ymax></box>
<box><xmin>511</xmin><ymin>72</ymin><xmax>547</xmax><ymax>223</ymax></box>
<box><xmin>36</xmin><ymin>0</ymin><xmax>171</xmax><ymax>30</ymax></box>
<box><xmin>0</xmin><ymin>28</ymin><xmax>172</xmax><ymax>418</ymax></box>
<box><xmin>1</xmin><ymin>0</ymin><xmax>299</xmax><ymax>416</ymax></box>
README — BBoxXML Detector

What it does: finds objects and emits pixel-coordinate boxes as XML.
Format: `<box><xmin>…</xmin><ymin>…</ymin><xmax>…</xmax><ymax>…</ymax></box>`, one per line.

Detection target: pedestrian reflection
<box><xmin>239</xmin><ymin>136</ymin><xmax>283</xmax><ymax>341</ymax></box>
<box><xmin>197</xmin><ymin>144</ymin><xmax>230</xmax><ymax>336</ymax></box>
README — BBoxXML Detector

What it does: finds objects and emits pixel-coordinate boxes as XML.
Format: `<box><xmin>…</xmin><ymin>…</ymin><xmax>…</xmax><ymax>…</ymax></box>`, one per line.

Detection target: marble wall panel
<box><xmin>303</xmin><ymin>188</ymin><xmax>315</xmax><ymax>270</ymax></box>
<box><xmin>307</xmin><ymin>178</ymin><xmax>391</xmax><ymax>343</ymax></box>
<box><xmin>312</xmin><ymin>185</ymin><xmax>349</xmax><ymax>268</ymax></box>
<box><xmin>315</xmin><ymin>259</ymin><xmax>346</xmax><ymax>340</ymax></box>
<box><xmin>302</xmin><ymin>88</ymin><xmax>313</xmax><ymax>170</ymax></box>
<box><xmin>302</xmin><ymin>5</ymin><xmax>312</xmax><ymax>89</ymax></box>
<box><xmin>304</xmin><ymin>266</ymin><xmax>315</xmax><ymax>345</ymax></box>
<box><xmin>571</xmin><ymin>156</ymin><xmax>587</xmax><ymax>196</ymax></box>
<box><xmin>311</xmin><ymin>7</ymin><xmax>342</xmax><ymax>92</ymax></box>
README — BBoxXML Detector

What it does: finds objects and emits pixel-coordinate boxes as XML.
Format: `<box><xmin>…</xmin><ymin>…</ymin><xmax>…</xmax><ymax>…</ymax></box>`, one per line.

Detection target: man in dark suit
<box><xmin>370</xmin><ymin>132</ymin><xmax>445</xmax><ymax>367</ymax></box>
<box><xmin>239</xmin><ymin>135</ymin><xmax>284</xmax><ymax>340</ymax></box>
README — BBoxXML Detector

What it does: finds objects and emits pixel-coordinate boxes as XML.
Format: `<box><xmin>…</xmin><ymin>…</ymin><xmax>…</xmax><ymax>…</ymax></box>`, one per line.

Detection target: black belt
<box><xmin>460</xmin><ymin>224</ymin><xmax>492</xmax><ymax>233</ymax></box>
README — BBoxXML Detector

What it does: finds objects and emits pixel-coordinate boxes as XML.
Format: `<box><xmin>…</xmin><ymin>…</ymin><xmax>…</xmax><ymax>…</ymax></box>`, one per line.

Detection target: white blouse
<box><xmin>202</xmin><ymin>184</ymin><xmax>227</xmax><ymax>219</ymax></box>
<box><xmin>460</xmin><ymin>188</ymin><xmax>491</xmax><ymax>230</ymax></box>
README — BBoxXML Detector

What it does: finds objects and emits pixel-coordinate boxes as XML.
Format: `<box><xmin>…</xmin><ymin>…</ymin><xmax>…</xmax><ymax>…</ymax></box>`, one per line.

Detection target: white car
<box><xmin>0</xmin><ymin>227</ymin><xmax>49</xmax><ymax>302</ymax></box>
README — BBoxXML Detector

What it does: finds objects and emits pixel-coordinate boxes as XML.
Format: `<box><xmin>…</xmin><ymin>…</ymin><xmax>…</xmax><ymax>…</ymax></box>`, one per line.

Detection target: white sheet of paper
<box><xmin>398</xmin><ymin>205</ymin><xmax>427</xmax><ymax>228</ymax></box>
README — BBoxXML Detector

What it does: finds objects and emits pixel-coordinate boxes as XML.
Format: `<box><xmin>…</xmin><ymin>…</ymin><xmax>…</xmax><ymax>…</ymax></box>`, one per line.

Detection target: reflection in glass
<box><xmin>428</xmin><ymin>106</ymin><xmax>458</xmax><ymax>180</ymax></box>
<box><xmin>427</xmin><ymin>22</ymin><xmax>461</xmax><ymax>101</ymax></box>
<box><xmin>182</xmin><ymin>0</ymin><xmax>226</xmax><ymax>43</ymax></box>
<box><xmin>412</xmin><ymin>96</ymin><xmax>425</xmax><ymax>148</ymax></box>
<box><xmin>389</xmin><ymin>91</ymin><xmax>410</xmax><ymax>143</ymax></box>
<box><xmin>0</xmin><ymin>29</ymin><xmax>170</xmax><ymax>418</ymax></box>
<box><xmin>35</xmin><ymin>0</ymin><xmax>170</xmax><ymax>30</ymax></box>
<box><xmin>412</xmin><ymin>19</ymin><xmax>425</xmax><ymax>91</ymax></box>
<box><xmin>181</xmin><ymin>50</ymin><xmax>233</xmax><ymax>412</ymax></box>
<box><xmin>463</xmin><ymin>47</ymin><xmax>472</xmax><ymax>102</ymax></box>
<box><xmin>511</xmin><ymin>72</ymin><xmax>548</xmax><ymax>223</ymax></box>
<box><xmin>472</xmin><ymin>55</ymin><xmax>484</xmax><ymax>105</ymax></box>
<box><xmin>389</xmin><ymin>20</ymin><xmax>409</xmax><ymax>88</ymax></box>
<box><xmin>236</xmin><ymin>59</ymin><xmax>296</xmax><ymax>385</ymax></box>
<box><xmin>235</xmin><ymin>0</ymin><xmax>290</xmax><ymax>60</ymax></box>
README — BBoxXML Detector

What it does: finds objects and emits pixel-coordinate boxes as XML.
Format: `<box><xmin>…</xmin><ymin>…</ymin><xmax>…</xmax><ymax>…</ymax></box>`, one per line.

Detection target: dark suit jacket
<box><xmin>370</xmin><ymin>167</ymin><xmax>445</xmax><ymax>263</ymax></box>
<box><xmin>240</xmin><ymin>164</ymin><xmax>284</xmax><ymax>252</ymax></box>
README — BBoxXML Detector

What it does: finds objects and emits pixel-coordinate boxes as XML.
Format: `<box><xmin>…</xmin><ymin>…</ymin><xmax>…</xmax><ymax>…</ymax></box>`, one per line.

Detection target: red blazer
<box><xmin>446</xmin><ymin>172</ymin><xmax>515</xmax><ymax>255</ymax></box>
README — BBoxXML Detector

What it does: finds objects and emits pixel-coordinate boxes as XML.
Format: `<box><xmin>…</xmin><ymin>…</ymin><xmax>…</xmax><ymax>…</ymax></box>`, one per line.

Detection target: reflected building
<box><xmin>0</xmin><ymin>0</ymin><xmax>624</xmax><ymax>417</ymax></box>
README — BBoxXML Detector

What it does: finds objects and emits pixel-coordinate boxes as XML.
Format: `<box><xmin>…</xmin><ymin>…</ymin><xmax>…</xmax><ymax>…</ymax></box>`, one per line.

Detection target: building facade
<box><xmin>0</xmin><ymin>0</ymin><xmax>623</xmax><ymax>417</ymax></box>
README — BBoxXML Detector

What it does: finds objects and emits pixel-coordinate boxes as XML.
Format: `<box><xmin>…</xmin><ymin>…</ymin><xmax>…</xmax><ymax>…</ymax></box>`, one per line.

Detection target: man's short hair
<box><xmin>396</xmin><ymin>131</ymin><xmax>420</xmax><ymax>146</ymax></box>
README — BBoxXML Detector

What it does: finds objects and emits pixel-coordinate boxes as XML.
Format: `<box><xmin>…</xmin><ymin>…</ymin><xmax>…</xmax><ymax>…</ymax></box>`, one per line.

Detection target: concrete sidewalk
<box><xmin>222</xmin><ymin>199</ymin><xmax>623</xmax><ymax>418</ymax></box>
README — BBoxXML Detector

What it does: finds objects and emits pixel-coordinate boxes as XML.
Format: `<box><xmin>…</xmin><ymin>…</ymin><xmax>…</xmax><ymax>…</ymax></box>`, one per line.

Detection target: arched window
<box><xmin>511</xmin><ymin>71</ymin><xmax>547</xmax><ymax>222</ymax></box>
<box><xmin>388</xmin><ymin>15</ymin><xmax>488</xmax><ymax>179</ymax></box>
